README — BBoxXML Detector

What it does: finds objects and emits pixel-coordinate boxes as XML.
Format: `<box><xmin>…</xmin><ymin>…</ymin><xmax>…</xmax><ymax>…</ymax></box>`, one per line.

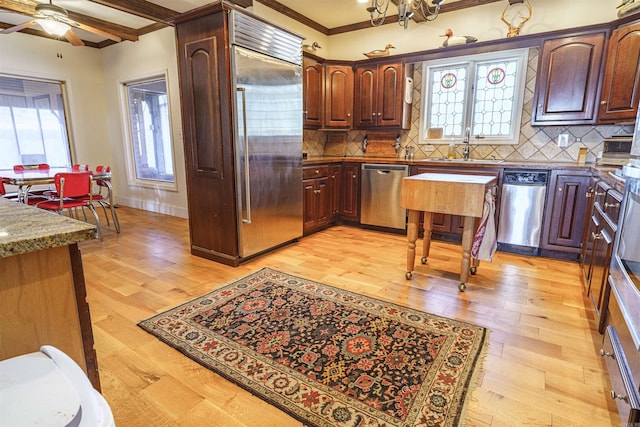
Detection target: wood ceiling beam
<box><xmin>0</xmin><ymin>0</ymin><xmax>138</xmax><ymax>41</ymax></box>
<box><xmin>86</xmin><ymin>0</ymin><xmax>177</xmax><ymax>24</ymax></box>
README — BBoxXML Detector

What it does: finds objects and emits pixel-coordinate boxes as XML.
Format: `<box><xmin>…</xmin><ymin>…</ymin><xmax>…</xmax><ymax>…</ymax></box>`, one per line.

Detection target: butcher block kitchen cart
<box><xmin>401</xmin><ymin>172</ymin><xmax>498</xmax><ymax>291</ymax></box>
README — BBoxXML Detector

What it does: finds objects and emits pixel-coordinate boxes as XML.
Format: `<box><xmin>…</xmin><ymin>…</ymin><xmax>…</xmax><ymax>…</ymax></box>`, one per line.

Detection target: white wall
<box><xmin>100</xmin><ymin>27</ymin><xmax>187</xmax><ymax>218</ymax></box>
<box><xmin>0</xmin><ymin>32</ymin><xmax>112</xmax><ymax>169</ymax></box>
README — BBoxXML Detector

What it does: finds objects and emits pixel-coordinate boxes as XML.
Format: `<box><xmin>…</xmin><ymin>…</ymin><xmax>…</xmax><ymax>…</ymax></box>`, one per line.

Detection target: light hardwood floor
<box><xmin>80</xmin><ymin>207</ymin><xmax>620</xmax><ymax>426</ymax></box>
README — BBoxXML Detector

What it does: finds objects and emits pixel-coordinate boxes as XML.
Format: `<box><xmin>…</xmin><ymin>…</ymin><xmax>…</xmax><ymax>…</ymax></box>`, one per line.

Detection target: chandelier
<box><xmin>367</xmin><ymin>0</ymin><xmax>445</xmax><ymax>29</ymax></box>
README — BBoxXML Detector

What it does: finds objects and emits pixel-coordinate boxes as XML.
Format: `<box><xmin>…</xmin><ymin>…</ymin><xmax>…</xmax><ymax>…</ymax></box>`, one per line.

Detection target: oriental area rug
<box><xmin>138</xmin><ymin>268</ymin><xmax>488</xmax><ymax>427</ymax></box>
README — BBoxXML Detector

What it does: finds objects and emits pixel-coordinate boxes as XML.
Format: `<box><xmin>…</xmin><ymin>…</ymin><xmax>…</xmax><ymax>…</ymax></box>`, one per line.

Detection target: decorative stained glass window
<box><xmin>420</xmin><ymin>49</ymin><xmax>528</xmax><ymax>145</ymax></box>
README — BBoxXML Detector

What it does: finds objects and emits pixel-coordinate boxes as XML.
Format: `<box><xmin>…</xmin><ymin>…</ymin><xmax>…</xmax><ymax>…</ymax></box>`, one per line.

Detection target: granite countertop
<box><xmin>0</xmin><ymin>198</ymin><xmax>96</xmax><ymax>258</ymax></box>
<box><xmin>303</xmin><ymin>156</ymin><xmax>607</xmax><ymax>171</ymax></box>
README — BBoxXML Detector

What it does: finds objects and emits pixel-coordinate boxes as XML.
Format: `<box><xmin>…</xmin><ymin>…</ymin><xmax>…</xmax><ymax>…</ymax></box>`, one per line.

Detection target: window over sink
<box><xmin>419</xmin><ymin>49</ymin><xmax>528</xmax><ymax>145</ymax></box>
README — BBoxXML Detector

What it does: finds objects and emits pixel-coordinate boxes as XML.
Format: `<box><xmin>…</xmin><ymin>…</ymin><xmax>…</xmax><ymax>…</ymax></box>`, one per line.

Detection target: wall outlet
<box><xmin>557</xmin><ymin>133</ymin><xmax>569</xmax><ymax>147</ymax></box>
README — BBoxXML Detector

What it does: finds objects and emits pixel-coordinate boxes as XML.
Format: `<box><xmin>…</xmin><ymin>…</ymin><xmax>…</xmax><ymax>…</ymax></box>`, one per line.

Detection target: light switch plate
<box><xmin>557</xmin><ymin>133</ymin><xmax>569</xmax><ymax>147</ymax></box>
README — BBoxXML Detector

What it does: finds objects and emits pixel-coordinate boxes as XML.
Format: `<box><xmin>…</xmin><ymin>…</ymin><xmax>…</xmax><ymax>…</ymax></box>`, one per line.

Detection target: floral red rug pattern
<box><xmin>138</xmin><ymin>268</ymin><xmax>487</xmax><ymax>427</ymax></box>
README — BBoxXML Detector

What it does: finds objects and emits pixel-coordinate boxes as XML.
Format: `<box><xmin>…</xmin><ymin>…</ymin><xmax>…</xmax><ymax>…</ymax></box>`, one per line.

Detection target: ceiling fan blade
<box><xmin>65</xmin><ymin>29</ymin><xmax>84</xmax><ymax>47</ymax></box>
<box><xmin>1</xmin><ymin>20</ymin><xmax>37</xmax><ymax>35</ymax></box>
<box><xmin>73</xmin><ymin>22</ymin><xmax>121</xmax><ymax>43</ymax></box>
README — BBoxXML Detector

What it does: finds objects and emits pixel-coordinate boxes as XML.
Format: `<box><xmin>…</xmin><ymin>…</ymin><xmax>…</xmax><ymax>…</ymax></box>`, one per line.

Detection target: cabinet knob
<box><xmin>604</xmin><ymin>202</ymin><xmax>620</xmax><ymax>209</ymax></box>
<box><xmin>611</xmin><ymin>390</ymin><xmax>628</xmax><ymax>402</ymax></box>
<box><xmin>558</xmin><ymin>188</ymin><xmax>562</xmax><ymax>192</ymax></box>
<box><xmin>601</xmin><ymin>100</ymin><xmax>607</xmax><ymax>105</ymax></box>
<box><xmin>592</xmin><ymin>232</ymin><xmax>602</xmax><ymax>240</ymax></box>
<box><xmin>599</xmin><ymin>348</ymin><xmax>613</xmax><ymax>358</ymax></box>
<box><xmin>352</xmin><ymin>174</ymin><xmax>356</xmax><ymax>179</ymax></box>
<box><xmin>372</xmin><ymin>113</ymin><xmax>376</xmax><ymax>117</ymax></box>
<box><xmin>314</xmin><ymin>189</ymin><xmax>320</xmax><ymax>194</ymax></box>
<box><xmin>377</xmin><ymin>112</ymin><xmax>381</xmax><ymax>116</ymax></box>
<box><xmin>538</xmin><ymin>104</ymin><xmax>542</xmax><ymax>109</ymax></box>
<box><xmin>347</xmin><ymin>113</ymin><xmax>351</xmax><ymax>117</ymax></box>
<box><xmin>594</xmin><ymin>192</ymin><xmax>606</xmax><ymax>197</ymax></box>
<box><xmin>314</xmin><ymin>169</ymin><xmax>320</xmax><ymax>174</ymax></box>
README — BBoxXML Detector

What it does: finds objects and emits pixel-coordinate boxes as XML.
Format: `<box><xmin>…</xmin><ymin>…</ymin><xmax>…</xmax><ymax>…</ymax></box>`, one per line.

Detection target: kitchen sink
<box><xmin>418</xmin><ymin>158</ymin><xmax>504</xmax><ymax>164</ymax></box>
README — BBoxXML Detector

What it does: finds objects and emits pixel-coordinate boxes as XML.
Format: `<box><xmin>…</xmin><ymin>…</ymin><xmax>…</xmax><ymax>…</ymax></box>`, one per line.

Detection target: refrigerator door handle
<box><xmin>238</xmin><ymin>87</ymin><xmax>252</xmax><ymax>224</ymax></box>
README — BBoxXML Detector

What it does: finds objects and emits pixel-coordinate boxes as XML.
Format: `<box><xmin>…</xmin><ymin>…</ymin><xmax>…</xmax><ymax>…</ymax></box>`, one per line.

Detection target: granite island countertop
<box><xmin>0</xmin><ymin>198</ymin><xmax>96</xmax><ymax>258</ymax></box>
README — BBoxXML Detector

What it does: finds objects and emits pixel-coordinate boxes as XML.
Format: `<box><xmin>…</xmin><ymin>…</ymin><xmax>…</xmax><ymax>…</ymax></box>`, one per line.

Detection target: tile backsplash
<box><xmin>303</xmin><ymin>47</ymin><xmax>634</xmax><ymax>162</ymax></box>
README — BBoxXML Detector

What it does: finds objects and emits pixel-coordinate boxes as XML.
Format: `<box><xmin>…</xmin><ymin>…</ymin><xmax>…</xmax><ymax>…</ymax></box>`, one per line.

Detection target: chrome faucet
<box><xmin>462</xmin><ymin>127</ymin><xmax>471</xmax><ymax>160</ymax></box>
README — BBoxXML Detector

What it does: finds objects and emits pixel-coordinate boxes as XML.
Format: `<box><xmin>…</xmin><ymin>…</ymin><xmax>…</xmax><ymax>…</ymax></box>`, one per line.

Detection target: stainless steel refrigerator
<box><xmin>230</xmin><ymin>11</ymin><xmax>303</xmax><ymax>258</ymax></box>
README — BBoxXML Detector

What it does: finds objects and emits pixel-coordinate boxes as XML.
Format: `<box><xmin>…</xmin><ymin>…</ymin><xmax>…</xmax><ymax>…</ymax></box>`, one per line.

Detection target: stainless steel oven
<box><xmin>610</xmin><ymin>163</ymin><xmax>640</xmax><ymax>350</ymax></box>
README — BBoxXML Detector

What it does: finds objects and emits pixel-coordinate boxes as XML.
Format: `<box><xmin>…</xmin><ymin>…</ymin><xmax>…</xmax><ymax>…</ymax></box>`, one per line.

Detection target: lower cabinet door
<box><xmin>601</xmin><ymin>325</ymin><xmax>640</xmax><ymax>425</ymax></box>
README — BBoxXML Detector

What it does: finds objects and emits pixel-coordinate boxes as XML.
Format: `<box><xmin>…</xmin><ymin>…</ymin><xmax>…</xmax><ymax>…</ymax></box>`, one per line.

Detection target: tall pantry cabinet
<box><xmin>171</xmin><ymin>3</ymin><xmax>303</xmax><ymax>266</ymax></box>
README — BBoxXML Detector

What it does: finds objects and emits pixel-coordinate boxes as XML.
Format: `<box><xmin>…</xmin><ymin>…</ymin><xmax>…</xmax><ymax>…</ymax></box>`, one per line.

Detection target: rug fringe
<box><xmin>457</xmin><ymin>328</ymin><xmax>490</xmax><ymax>426</ymax></box>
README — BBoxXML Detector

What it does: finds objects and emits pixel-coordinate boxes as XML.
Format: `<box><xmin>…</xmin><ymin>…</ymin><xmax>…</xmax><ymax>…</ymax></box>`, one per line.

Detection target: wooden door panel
<box><xmin>324</xmin><ymin>65</ymin><xmax>354</xmax><ymax>128</ymax></box>
<box><xmin>303</xmin><ymin>58</ymin><xmax>323</xmax><ymax>128</ymax></box>
<box><xmin>354</xmin><ymin>66</ymin><xmax>376</xmax><ymax>128</ymax></box>
<box><xmin>599</xmin><ymin>24</ymin><xmax>640</xmax><ymax>122</ymax></box>
<box><xmin>378</xmin><ymin>63</ymin><xmax>403</xmax><ymax>127</ymax></box>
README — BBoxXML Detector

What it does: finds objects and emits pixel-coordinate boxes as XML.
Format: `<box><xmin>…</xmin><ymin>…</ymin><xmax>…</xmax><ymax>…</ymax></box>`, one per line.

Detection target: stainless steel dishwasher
<box><xmin>361</xmin><ymin>164</ymin><xmax>408</xmax><ymax>230</ymax></box>
<box><xmin>497</xmin><ymin>169</ymin><xmax>549</xmax><ymax>255</ymax></box>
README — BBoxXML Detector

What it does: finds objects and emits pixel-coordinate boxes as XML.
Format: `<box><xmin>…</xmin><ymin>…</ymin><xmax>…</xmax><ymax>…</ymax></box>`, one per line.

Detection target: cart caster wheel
<box><xmin>458</xmin><ymin>283</ymin><xmax>466</xmax><ymax>292</ymax></box>
<box><xmin>470</xmin><ymin>266</ymin><xmax>477</xmax><ymax>275</ymax></box>
<box><xmin>406</xmin><ymin>271</ymin><xmax>412</xmax><ymax>280</ymax></box>
<box><xmin>421</xmin><ymin>257</ymin><xmax>427</xmax><ymax>264</ymax></box>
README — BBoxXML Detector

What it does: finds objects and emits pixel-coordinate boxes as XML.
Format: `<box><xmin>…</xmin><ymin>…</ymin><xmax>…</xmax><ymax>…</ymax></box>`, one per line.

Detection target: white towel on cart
<box><xmin>471</xmin><ymin>188</ymin><xmax>497</xmax><ymax>262</ymax></box>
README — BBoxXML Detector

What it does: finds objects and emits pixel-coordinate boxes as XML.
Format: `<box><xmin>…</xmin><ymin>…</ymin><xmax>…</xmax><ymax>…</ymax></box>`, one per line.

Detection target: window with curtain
<box><xmin>0</xmin><ymin>75</ymin><xmax>72</xmax><ymax>170</ymax></box>
<box><xmin>124</xmin><ymin>77</ymin><xmax>175</xmax><ymax>184</ymax></box>
<box><xmin>420</xmin><ymin>49</ymin><xmax>528</xmax><ymax>145</ymax></box>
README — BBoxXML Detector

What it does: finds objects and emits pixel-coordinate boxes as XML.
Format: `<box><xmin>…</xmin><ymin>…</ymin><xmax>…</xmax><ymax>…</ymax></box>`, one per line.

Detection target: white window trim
<box><xmin>419</xmin><ymin>48</ymin><xmax>528</xmax><ymax>145</ymax></box>
<box><xmin>119</xmin><ymin>70</ymin><xmax>178</xmax><ymax>192</ymax></box>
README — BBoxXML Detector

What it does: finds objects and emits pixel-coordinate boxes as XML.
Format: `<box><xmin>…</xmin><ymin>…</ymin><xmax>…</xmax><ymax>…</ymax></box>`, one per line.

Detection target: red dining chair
<box><xmin>36</xmin><ymin>172</ymin><xmax>102</xmax><ymax>240</ymax></box>
<box><xmin>72</xmin><ymin>164</ymin><xmax>89</xmax><ymax>171</ymax></box>
<box><xmin>74</xmin><ymin>166</ymin><xmax>120</xmax><ymax>233</ymax></box>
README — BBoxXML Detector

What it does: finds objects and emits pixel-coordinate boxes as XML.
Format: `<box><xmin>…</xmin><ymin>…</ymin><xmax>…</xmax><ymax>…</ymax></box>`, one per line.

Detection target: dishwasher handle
<box><xmin>362</xmin><ymin>163</ymin><xmax>409</xmax><ymax>173</ymax></box>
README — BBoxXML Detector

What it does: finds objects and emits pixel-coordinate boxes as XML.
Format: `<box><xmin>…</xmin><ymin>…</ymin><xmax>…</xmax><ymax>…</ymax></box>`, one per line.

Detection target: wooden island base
<box><xmin>401</xmin><ymin>173</ymin><xmax>497</xmax><ymax>291</ymax></box>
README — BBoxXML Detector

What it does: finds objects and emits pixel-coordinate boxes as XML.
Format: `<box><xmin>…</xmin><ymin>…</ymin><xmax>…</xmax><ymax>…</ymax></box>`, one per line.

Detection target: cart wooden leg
<box><xmin>459</xmin><ymin>215</ymin><xmax>475</xmax><ymax>290</ymax></box>
<box><xmin>406</xmin><ymin>210</ymin><xmax>420</xmax><ymax>279</ymax></box>
<box><xmin>421</xmin><ymin>211</ymin><xmax>432</xmax><ymax>265</ymax></box>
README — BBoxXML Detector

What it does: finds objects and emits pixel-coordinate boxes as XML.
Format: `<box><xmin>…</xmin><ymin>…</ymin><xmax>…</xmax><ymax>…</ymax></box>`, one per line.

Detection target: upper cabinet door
<box><xmin>354</xmin><ymin>65</ymin><xmax>377</xmax><ymax>128</ymax></box>
<box><xmin>599</xmin><ymin>23</ymin><xmax>640</xmax><ymax>123</ymax></box>
<box><xmin>324</xmin><ymin>64</ymin><xmax>354</xmax><ymax>128</ymax></box>
<box><xmin>377</xmin><ymin>63</ymin><xmax>404</xmax><ymax>127</ymax></box>
<box><xmin>532</xmin><ymin>32</ymin><xmax>606</xmax><ymax>125</ymax></box>
<box><xmin>303</xmin><ymin>57</ymin><xmax>323</xmax><ymax>129</ymax></box>
<box><xmin>354</xmin><ymin>62</ymin><xmax>407</xmax><ymax>129</ymax></box>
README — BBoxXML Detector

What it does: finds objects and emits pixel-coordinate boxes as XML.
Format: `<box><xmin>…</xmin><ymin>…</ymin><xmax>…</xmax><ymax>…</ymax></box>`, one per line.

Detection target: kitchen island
<box><xmin>0</xmin><ymin>198</ymin><xmax>101</xmax><ymax>390</ymax></box>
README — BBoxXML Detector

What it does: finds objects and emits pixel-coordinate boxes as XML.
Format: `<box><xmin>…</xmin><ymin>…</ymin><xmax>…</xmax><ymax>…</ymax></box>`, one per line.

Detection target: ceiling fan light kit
<box><xmin>36</xmin><ymin>18</ymin><xmax>70</xmax><ymax>37</ymax></box>
<box><xmin>367</xmin><ymin>0</ymin><xmax>444</xmax><ymax>29</ymax></box>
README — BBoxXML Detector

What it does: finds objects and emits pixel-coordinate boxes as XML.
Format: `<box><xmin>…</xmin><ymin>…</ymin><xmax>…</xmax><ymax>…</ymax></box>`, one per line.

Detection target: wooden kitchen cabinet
<box><xmin>354</xmin><ymin>61</ymin><xmax>411</xmax><ymax>129</ymax></box>
<box><xmin>329</xmin><ymin>164</ymin><xmax>342</xmax><ymax>218</ymax></box>
<box><xmin>324</xmin><ymin>64</ymin><xmax>354</xmax><ymax>129</ymax></box>
<box><xmin>303</xmin><ymin>56</ymin><xmax>323</xmax><ymax>129</ymax></box>
<box><xmin>541</xmin><ymin>170</ymin><xmax>592</xmax><ymax>258</ymax></box>
<box><xmin>303</xmin><ymin>165</ymin><xmax>332</xmax><ymax>234</ymax></box>
<box><xmin>598</xmin><ymin>21</ymin><xmax>640</xmax><ymax>123</ymax></box>
<box><xmin>532</xmin><ymin>31</ymin><xmax>606</xmax><ymax>125</ymax></box>
<box><xmin>340</xmin><ymin>163</ymin><xmax>360</xmax><ymax>221</ymax></box>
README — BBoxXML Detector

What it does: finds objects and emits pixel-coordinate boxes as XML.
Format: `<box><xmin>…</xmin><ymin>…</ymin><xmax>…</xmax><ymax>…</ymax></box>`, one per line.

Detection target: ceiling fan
<box><xmin>1</xmin><ymin>0</ymin><xmax>121</xmax><ymax>46</ymax></box>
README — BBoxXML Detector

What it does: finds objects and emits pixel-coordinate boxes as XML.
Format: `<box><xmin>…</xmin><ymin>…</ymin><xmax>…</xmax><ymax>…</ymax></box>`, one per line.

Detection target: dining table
<box><xmin>0</xmin><ymin>167</ymin><xmax>111</xmax><ymax>204</ymax></box>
